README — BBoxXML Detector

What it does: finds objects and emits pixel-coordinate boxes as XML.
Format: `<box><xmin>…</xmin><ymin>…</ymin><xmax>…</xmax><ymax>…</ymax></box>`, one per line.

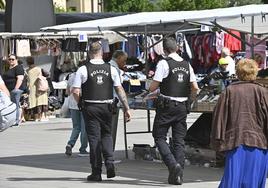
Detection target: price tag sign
<box><xmin>130</xmin><ymin>79</ymin><xmax>141</xmax><ymax>86</ymax></box>
<box><xmin>78</xmin><ymin>33</ymin><xmax>88</xmax><ymax>42</ymax></box>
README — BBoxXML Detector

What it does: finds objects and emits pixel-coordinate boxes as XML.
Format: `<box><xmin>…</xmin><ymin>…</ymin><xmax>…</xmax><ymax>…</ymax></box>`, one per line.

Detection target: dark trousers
<box><xmin>152</xmin><ymin>101</ymin><xmax>187</xmax><ymax>169</ymax></box>
<box><xmin>82</xmin><ymin>103</ymin><xmax>114</xmax><ymax>174</ymax></box>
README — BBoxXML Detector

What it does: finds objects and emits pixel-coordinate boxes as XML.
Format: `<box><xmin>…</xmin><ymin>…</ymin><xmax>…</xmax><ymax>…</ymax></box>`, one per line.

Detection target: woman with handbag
<box><xmin>26</xmin><ymin>56</ymin><xmax>49</xmax><ymax>122</ymax></box>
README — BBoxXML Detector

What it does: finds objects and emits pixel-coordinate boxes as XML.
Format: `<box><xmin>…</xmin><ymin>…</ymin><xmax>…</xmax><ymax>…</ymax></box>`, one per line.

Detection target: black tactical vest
<box><xmin>160</xmin><ymin>58</ymin><xmax>190</xmax><ymax>97</ymax></box>
<box><xmin>81</xmin><ymin>62</ymin><xmax>113</xmax><ymax>101</ymax></box>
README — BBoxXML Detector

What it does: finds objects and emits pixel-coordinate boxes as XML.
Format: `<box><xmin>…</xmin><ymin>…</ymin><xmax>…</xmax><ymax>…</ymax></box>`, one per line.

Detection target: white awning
<box><xmin>41</xmin><ymin>5</ymin><xmax>268</xmax><ymax>34</ymax></box>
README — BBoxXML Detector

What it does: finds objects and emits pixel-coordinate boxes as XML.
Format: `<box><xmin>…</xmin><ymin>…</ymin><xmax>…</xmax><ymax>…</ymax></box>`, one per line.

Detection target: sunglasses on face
<box><xmin>8</xmin><ymin>58</ymin><xmax>15</xmax><ymax>61</ymax></box>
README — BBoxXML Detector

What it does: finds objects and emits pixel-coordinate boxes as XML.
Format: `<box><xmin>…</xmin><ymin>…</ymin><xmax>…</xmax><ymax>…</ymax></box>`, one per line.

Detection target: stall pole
<box><xmin>123</xmin><ymin>113</ymin><xmax>128</xmax><ymax>159</ymax></box>
<box><xmin>144</xmin><ymin>24</ymin><xmax>152</xmax><ymax>132</ymax></box>
<box><xmin>251</xmin><ymin>16</ymin><xmax>255</xmax><ymax>59</ymax></box>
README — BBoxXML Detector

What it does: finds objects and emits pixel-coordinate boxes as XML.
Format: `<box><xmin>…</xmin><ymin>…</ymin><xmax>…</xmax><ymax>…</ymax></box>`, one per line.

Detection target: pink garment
<box><xmin>147</xmin><ymin>36</ymin><xmax>156</xmax><ymax>60</ymax></box>
<box><xmin>215</xmin><ymin>31</ymin><xmax>225</xmax><ymax>54</ymax></box>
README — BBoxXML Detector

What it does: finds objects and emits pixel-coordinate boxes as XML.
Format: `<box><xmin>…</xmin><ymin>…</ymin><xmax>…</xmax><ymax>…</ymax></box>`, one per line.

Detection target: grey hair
<box><xmin>112</xmin><ymin>50</ymin><xmax>128</xmax><ymax>59</ymax></box>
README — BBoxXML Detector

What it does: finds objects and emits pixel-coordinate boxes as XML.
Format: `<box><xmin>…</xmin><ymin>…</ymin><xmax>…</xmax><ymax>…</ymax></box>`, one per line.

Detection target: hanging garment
<box><xmin>224</xmin><ymin>30</ymin><xmax>242</xmax><ymax>53</ymax></box>
<box><xmin>215</xmin><ymin>31</ymin><xmax>225</xmax><ymax>54</ymax></box>
<box><xmin>151</xmin><ymin>35</ymin><xmax>164</xmax><ymax>56</ymax></box>
<box><xmin>61</xmin><ymin>38</ymin><xmax>87</xmax><ymax>52</ymax></box>
<box><xmin>16</xmin><ymin>39</ymin><xmax>31</xmax><ymax>57</ymax></box>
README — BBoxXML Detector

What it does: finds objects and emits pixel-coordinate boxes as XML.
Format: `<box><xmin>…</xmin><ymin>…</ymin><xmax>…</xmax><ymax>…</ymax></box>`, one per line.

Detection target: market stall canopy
<box><xmin>41</xmin><ymin>4</ymin><xmax>268</xmax><ymax>35</ymax></box>
<box><xmin>0</xmin><ymin>30</ymin><xmax>125</xmax><ymax>44</ymax></box>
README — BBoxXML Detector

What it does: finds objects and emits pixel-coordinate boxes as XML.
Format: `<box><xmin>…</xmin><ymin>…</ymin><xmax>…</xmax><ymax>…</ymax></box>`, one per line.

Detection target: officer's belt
<box><xmin>84</xmin><ymin>99</ymin><xmax>113</xmax><ymax>104</ymax></box>
<box><xmin>157</xmin><ymin>96</ymin><xmax>187</xmax><ymax>105</ymax></box>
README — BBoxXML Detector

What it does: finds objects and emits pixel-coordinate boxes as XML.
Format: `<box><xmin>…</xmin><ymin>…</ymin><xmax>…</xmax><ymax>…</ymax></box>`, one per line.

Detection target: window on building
<box><xmin>69</xmin><ymin>6</ymin><xmax>76</xmax><ymax>11</ymax></box>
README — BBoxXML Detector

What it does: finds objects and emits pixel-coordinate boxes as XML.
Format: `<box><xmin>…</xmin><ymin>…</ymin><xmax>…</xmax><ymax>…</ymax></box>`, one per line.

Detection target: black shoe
<box><xmin>65</xmin><ymin>145</ymin><xmax>72</xmax><ymax>156</ymax></box>
<box><xmin>87</xmin><ymin>174</ymin><xmax>102</xmax><ymax>181</ymax></box>
<box><xmin>168</xmin><ymin>164</ymin><xmax>183</xmax><ymax>185</ymax></box>
<box><xmin>11</xmin><ymin>123</ymin><xmax>19</xmax><ymax>127</ymax></box>
<box><xmin>106</xmin><ymin>164</ymin><xmax>116</xmax><ymax>178</ymax></box>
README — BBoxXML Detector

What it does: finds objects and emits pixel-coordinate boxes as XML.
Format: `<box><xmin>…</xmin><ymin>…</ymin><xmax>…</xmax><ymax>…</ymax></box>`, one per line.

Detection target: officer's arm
<box><xmin>114</xmin><ymin>86</ymin><xmax>129</xmax><ymax>111</ymax></box>
<box><xmin>149</xmin><ymin>80</ymin><xmax>160</xmax><ymax>92</ymax></box>
<box><xmin>71</xmin><ymin>87</ymin><xmax>80</xmax><ymax>103</ymax></box>
<box><xmin>191</xmin><ymin>81</ymin><xmax>200</xmax><ymax>94</ymax></box>
<box><xmin>114</xmin><ymin>85</ymin><xmax>131</xmax><ymax>122</ymax></box>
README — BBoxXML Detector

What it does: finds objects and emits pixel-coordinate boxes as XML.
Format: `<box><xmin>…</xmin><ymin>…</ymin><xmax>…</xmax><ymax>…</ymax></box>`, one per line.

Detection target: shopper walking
<box><xmin>65</xmin><ymin>62</ymin><xmax>89</xmax><ymax>157</ymax></box>
<box><xmin>72</xmin><ymin>42</ymin><xmax>131</xmax><ymax>181</ymax></box>
<box><xmin>26</xmin><ymin>56</ymin><xmax>48</xmax><ymax>122</ymax></box>
<box><xmin>149</xmin><ymin>37</ymin><xmax>199</xmax><ymax>185</ymax></box>
<box><xmin>211</xmin><ymin>58</ymin><xmax>268</xmax><ymax>188</ymax></box>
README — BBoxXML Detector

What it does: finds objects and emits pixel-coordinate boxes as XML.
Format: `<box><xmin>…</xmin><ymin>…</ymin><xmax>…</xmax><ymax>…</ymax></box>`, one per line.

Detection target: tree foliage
<box><xmin>0</xmin><ymin>0</ymin><xmax>5</xmax><ymax>10</ymax></box>
<box><xmin>104</xmin><ymin>0</ymin><xmax>264</xmax><ymax>12</ymax></box>
<box><xmin>155</xmin><ymin>0</ymin><xmax>262</xmax><ymax>11</ymax></box>
<box><xmin>104</xmin><ymin>0</ymin><xmax>154</xmax><ymax>12</ymax></box>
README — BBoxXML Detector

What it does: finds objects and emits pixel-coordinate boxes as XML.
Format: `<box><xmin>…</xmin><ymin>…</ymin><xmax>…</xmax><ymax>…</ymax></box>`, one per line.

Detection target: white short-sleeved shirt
<box><xmin>153</xmin><ymin>53</ymin><xmax>196</xmax><ymax>102</ymax></box>
<box><xmin>67</xmin><ymin>73</ymin><xmax>79</xmax><ymax>110</ymax></box>
<box><xmin>72</xmin><ymin>59</ymin><xmax>121</xmax><ymax>103</ymax></box>
<box><xmin>225</xmin><ymin>56</ymin><xmax>236</xmax><ymax>76</ymax></box>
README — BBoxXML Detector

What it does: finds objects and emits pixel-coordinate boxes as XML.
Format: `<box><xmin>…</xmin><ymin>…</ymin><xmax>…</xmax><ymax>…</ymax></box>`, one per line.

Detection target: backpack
<box><xmin>0</xmin><ymin>92</ymin><xmax>17</xmax><ymax>132</ymax></box>
<box><xmin>36</xmin><ymin>75</ymin><xmax>49</xmax><ymax>92</ymax></box>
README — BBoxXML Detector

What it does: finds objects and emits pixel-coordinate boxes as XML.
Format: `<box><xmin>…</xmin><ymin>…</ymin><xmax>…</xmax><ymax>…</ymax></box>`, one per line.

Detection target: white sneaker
<box><xmin>40</xmin><ymin>118</ymin><xmax>49</xmax><ymax>122</ymax></box>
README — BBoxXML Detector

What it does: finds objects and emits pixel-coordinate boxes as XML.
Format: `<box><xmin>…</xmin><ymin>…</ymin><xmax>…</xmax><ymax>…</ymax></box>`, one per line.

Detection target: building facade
<box><xmin>53</xmin><ymin>0</ymin><xmax>103</xmax><ymax>13</ymax></box>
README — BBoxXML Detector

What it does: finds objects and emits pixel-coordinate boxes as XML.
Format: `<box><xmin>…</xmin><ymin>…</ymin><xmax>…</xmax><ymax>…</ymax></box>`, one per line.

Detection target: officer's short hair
<box><xmin>89</xmin><ymin>42</ymin><xmax>102</xmax><ymax>55</ymax></box>
<box><xmin>112</xmin><ymin>50</ymin><xmax>128</xmax><ymax>59</ymax></box>
<box><xmin>163</xmin><ymin>37</ymin><xmax>177</xmax><ymax>54</ymax></box>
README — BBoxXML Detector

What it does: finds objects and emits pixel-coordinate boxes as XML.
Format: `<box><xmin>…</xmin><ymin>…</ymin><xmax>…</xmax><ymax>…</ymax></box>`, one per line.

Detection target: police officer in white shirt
<box><xmin>149</xmin><ymin>37</ymin><xmax>199</xmax><ymax>185</ymax></box>
<box><xmin>72</xmin><ymin>42</ymin><xmax>131</xmax><ymax>182</ymax></box>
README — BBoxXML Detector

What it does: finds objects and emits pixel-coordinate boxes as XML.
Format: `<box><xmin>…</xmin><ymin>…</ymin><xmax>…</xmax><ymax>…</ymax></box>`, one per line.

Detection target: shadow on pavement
<box><xmin>7</xmin><ymin>177</ymin><xmax>167</xmax><ymax>187</ymax></box>
<box><xmin>0</xmin><ymin>150</ymin><xmax>222</xmax><ymax>185</ymax></box>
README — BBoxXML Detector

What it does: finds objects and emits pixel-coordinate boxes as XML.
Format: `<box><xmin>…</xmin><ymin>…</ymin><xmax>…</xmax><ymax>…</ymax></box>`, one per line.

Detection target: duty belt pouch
<box><xmin>164</xmin><ymin>98</ymin><xmax>170</xmax><ymax>108</ymax></box>
<box><xmin>156</xmin><ymin>97</ymin><xmax>165</xmax><ymax>109</ymax></box>
<box><xmin>111</xmin><ymin>98</ymin><xmax>119</xmax><ymax>114</ymax></box>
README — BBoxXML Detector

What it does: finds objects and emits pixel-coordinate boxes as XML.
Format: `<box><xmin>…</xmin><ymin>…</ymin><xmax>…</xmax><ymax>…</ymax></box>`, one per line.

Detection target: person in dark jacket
<box><xmin>211</xmin><ymin>58</ymin><xmax>268</xmax><ymax>188</ymax></box>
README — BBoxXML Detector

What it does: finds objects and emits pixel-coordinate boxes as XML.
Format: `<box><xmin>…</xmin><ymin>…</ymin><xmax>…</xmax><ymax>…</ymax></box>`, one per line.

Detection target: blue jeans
<box><xmin>67</xmin><ymin>109</ymin><xmax>88</xmax><ymax>152</ymax></box>
<box><xmin>10</xmin><ymin>89</ymin><xmax>23</xmax><ymax>124</ymax></box>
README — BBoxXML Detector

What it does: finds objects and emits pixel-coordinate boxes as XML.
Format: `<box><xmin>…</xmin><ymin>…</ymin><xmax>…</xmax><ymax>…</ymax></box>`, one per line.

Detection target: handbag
<box><xmin>60</xmin><ymin>96</ymin><xmax>70</xmax><ymax>117</ymax></box>
<box><xmin>36</xmin><ymin>75</ymin><xmax>49</xmax><ymax>92</ymax></box>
